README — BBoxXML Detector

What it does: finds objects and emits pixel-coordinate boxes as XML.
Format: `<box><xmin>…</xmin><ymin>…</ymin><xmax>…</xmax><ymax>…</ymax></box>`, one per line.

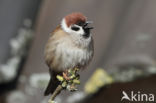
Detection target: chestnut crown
<box><xmin>64</xmin><ymin>12</ymin><xmax>87</xmax><ymax>27</ymax></box>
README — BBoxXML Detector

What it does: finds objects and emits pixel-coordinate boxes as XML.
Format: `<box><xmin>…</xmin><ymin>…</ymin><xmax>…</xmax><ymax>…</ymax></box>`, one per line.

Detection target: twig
<box><xmin>49</xmin><ymin>85</ymin><xmax>63</xmax><ymax>102</ymax></box>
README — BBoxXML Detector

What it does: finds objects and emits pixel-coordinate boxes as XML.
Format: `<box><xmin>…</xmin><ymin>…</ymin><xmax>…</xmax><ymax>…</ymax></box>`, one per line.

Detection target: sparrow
<box><xmin>44</xmin><ymin>12</ymin><xmax>94</xmax><ymax>96</ymax></box>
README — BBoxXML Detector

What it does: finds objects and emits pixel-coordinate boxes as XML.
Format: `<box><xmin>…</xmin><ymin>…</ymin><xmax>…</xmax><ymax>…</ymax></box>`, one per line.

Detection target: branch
<box><xmin>48</xmin><ymin>85</ymin><xmax>63</xmax><ymax>103</ymax></box>
<box><xmin>48</xmin><ymin>68</ymin><xmax>80</xmax><ymax>103</ymax></box>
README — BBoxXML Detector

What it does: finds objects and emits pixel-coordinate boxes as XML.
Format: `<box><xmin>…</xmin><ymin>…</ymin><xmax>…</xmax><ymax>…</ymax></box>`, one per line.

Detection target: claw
<box><xmin>63</xmin><ymin>72</ymin><xmax>70</xmax><ymax>80</ymax></box>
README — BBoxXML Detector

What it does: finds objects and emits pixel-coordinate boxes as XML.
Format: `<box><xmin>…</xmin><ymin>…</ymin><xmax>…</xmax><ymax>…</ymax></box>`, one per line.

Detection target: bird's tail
<box><xmin>44</xmin><ymin>70</ymin><xmax>60</xmax><ymax>96</ymax></box>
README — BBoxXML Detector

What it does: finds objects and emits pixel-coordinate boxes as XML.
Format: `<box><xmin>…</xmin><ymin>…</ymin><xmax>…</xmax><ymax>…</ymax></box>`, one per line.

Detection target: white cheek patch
<box><xmin>61</xmin><ymin>18</ymin><xmax>84</xmax><ymax>35</ymax></box>
<box><xmin>61</xmin><ymin>18</ymin><xmax>71</xmax><ymax>33</ymax></box>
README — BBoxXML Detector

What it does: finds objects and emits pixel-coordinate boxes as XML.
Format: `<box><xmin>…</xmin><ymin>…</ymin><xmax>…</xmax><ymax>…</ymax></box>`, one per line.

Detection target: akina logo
<box><xmin>121</xmin><ymin>91</ymin><xmax>155</xmax><ymax>102</ymax></box>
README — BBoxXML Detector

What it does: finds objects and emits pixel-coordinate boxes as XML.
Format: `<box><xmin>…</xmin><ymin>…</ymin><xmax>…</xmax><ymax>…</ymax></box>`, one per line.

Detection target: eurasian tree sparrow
<box><xmin>44</xmin><ymin>12</ymin><xmax>94</xmax><ymax>96</ymax></box>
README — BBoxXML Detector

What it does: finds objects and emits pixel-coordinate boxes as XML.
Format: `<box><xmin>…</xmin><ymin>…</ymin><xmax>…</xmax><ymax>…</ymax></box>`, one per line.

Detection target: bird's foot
<box><xmin>63</xmin><ymin>71</ymin><xmax>71</xmax><ymax>80</ymax></box>
<box><xmin>56</xmin><ymin>68</ymin><xmax>80</xmax><ymax>91</ymax></box>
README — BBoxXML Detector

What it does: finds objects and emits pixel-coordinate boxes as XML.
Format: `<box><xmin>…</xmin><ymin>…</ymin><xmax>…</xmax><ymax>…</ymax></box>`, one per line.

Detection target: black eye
<box><xmin>77</xmin><ymin>22</ymin><xmax>84</xmax><ymax>26</ymax></box>
<box><xmin>71</xmin><ymin>26</ymin><xmax>80</xmax><ymax>31</ymax></box>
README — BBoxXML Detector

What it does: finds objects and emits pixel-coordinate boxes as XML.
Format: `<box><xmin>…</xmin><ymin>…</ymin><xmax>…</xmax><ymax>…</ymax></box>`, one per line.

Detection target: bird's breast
<box><xmin>46</xmin><ymin>37</ymin><xmax>93</xmax><ymax>71</ymax></box>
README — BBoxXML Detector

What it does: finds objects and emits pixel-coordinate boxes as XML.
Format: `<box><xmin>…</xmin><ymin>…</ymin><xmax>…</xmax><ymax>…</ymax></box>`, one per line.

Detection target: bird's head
<box><xmin>61</xmin><ymin>12</ymin><xmax>93</xmax><ymax>38</ymax></box>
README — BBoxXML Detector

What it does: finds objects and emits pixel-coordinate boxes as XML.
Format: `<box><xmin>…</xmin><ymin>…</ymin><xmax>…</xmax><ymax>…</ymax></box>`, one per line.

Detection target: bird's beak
<box><xmin>86</xmin><ymin>21</ymin><xmax>93</xmax><ymax>24</ymax></box>
<box><xmin>84</xmin><ymin>21</ymin><xmax>94</xmax><ymax>29</ymax></box>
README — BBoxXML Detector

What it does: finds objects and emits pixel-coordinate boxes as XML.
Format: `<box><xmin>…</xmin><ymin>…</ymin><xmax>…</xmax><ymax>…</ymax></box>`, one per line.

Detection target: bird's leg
<box><xmin>63</xmin><ymin>70</ymin><xmax>71</xmax><ymax>80</ymax></box>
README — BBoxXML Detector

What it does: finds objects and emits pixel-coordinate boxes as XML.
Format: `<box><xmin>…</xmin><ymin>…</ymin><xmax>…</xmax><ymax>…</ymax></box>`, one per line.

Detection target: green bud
<box><xmin>62</xmin><ymin>81</ymin><xmax>67</xmax><ymax>87</ymax></box>
<box><xmin>56</xmin><ymin>75</ymin><xmax>64</xmax><ymax>82</ymax></box>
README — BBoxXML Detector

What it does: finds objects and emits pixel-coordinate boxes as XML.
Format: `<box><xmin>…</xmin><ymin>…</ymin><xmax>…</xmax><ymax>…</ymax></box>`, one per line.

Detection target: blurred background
<box><xmin>1</xmin><ymin>0</ymin><xmax>156</xmax><ymax>103</ymax></box>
